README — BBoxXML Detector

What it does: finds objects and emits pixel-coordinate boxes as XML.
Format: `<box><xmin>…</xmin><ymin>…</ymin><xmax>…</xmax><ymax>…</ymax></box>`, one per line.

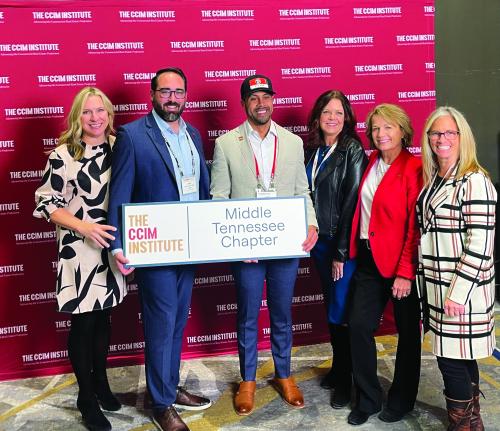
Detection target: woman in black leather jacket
<box><xmin>305</xmin><ymin>90</ymin><xmax>367</xmax><ymax>408</ymax></box>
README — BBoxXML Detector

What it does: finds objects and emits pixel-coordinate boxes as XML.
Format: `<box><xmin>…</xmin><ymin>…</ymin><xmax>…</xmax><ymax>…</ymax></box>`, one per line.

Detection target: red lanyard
<box><xmin>251</xmin><ymin>135</ymin><xmax>277</xmax><ymax>181</ymax></box>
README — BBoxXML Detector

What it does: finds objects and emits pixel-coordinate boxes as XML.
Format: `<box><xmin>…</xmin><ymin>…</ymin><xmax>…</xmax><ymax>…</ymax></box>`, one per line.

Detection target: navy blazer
<box><xmin>108</xmin><ymin>112</ymin><xmax>210</xmax><ymax>250</ymax></box>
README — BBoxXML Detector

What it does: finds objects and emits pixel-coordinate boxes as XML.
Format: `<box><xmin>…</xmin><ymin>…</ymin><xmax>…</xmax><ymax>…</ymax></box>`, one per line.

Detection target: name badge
<box><xmin>256</xmin><ymin>188</ymin><xmax>277</xmax><ymax>199</ymax></box>
<box><xmin>181</xmin><ymin>175</ymin><xmax>197</xmax><ymax>194</ymax></box>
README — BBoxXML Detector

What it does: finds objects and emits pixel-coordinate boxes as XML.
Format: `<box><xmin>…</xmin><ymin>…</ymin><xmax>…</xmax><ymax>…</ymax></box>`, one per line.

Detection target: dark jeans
<box><xmin>311</xmin><ymin>235</ymin><xmax>352</xmax><ymax>387</ymax></box>
<box><xmin>437</xmin><ymin>356</ymin><xmax>479</xmax><ymax>400</ymax></box>
<box><xmin>348</xmin><ymin>240</ymin><xmax>421</xmax><ymax>414</ymax></box>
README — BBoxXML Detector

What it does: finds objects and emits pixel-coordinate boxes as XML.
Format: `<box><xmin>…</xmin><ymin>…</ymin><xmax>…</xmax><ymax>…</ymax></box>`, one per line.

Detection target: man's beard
<box><xmin>153</xmin><ymin>100</ymin><xmax>184</xmax><ymax>122</ymax></box>
<box><xmin>246</xmin><ymin>106</ymin><xmax>272</xmax><ymax>126</ymax></box>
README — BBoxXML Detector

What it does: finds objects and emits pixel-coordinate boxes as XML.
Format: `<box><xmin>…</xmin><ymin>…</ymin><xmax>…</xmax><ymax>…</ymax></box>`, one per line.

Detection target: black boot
<box><xmin>320</xmin><ymin>323</ymin><xmax>337</xmax><ymax>389</ymax></box>
<box><xmin>445</xmin><ymin>394</ymin><xmax>473</xmax><ymax>431</ymax></box>
<box><xmin>69</xmin><ymin>313</ymin><xmax>112</xmax><ymax>430</ymax></box>
<box><xmin>92</xmin><ymin>371</ymin><xmax>122</xmax><ymax>411</ymax></box>
<box><xmin>320</xmin><ymin>366</ymin><xmax>336</xmax><ymax>389</ymax></box>
<box><xmin>331</xmin><ymin>384</ymin><xmax>351</xmax><ymax>409</ymax></box>
<box><xmin>77</xmin><ymin>394</ymin><xmax>112</xmax><ymax>431</ymax></box>
<box><xmin>92</xmin><ymin>310</ymin><xmax>121</xmax><ymax>411</ymax></box>
<box><xmin>330</xmin><ymin>324</ymin><xmax>352</xmax><ymax>407</ymax></box>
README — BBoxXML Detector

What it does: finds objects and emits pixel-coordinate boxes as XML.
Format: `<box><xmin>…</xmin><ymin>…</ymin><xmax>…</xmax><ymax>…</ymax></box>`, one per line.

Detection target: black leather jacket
<box><xmin>305</xmin><ymin>137</ymin><xmax>367</xmax><ymax>262</ymax></box>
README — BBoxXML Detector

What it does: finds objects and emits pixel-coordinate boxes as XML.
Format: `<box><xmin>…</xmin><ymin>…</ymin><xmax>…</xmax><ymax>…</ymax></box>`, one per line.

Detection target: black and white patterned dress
<box><xmin>34</xmin><ymin>142</ymin><xmax>127</xmax><ymax>314</ymax></box>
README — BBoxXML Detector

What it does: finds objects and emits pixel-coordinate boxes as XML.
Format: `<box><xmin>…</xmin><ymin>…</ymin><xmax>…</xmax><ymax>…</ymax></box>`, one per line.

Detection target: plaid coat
<box><xmin>417</xmin><ymin>170</ymin><xmax>497</xmax><ymax>359</ymax></box>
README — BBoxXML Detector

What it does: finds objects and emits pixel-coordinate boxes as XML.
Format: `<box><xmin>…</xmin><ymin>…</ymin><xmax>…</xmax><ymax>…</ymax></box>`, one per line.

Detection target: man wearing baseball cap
<box><xmin>210</xmin><ymin>74</ymin><xmax>318</xmax><ymax>415</ymax></box>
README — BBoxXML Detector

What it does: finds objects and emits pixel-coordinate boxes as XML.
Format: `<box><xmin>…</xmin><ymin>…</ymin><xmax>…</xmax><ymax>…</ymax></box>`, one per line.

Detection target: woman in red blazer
<box><xmin>346</xmin><ymin>104</ymin><xmax>423</xmax><ymax>426</ymax></box>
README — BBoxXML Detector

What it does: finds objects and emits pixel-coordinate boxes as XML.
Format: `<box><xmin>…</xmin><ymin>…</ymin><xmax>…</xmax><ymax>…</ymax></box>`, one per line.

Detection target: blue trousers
<box><xmin>231</xmin><ymin>258</ymin><xmax>300</xmax><ymax>381</ymax></box>
<box><xmin>311</xmin><ymin>235</ymin><xmax>356</xmax><ymax>324</ymax></box>
<box><xmin>136</xmin><ymin>265</ymin><xmax>195</xmax><ymax>410</ymax></box>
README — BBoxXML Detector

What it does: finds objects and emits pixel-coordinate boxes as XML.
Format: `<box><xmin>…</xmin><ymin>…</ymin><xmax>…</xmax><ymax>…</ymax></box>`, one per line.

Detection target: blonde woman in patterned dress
<box><xmin>34</xmin><ymin>87</ymin><xmax>126</xmax><ymax>431</ymax></box>
<box><xmin>417</xmin><ymin>106</ymin><xmax>496</xmax><ymax>430</ymax></box>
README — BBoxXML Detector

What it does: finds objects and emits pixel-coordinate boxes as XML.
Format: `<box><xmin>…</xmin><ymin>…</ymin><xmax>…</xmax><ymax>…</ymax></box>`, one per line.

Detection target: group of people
<box><xmin>33</xmin><ymin>67</ymin><xmax>496</xmax><ymax>431</ymax></box>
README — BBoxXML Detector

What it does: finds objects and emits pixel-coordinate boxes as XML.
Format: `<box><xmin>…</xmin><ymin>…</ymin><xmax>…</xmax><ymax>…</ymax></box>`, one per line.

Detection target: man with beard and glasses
<box><xmin>210</xmin><ymin>74</ymin><xmax>318</xmax><ymax>416</ymax></box>
<box><xmin>108</xmin><ymin>67</ymin><xmax>211</xmax><ymax>431</ymax></box>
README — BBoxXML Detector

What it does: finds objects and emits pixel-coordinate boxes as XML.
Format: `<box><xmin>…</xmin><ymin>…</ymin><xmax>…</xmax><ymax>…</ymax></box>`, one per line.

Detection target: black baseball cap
<box><xmin>240</xmin><ymin>74</ymin><xmax>275</xmax><ymax>100</ymax></box>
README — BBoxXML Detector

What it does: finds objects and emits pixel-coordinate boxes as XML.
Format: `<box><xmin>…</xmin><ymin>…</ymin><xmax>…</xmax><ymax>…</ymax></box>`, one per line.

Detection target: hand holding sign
<box><xmin>123</xmin><ymin>197</ymin><xmax>309</xmax><ymax>267</ymax></box>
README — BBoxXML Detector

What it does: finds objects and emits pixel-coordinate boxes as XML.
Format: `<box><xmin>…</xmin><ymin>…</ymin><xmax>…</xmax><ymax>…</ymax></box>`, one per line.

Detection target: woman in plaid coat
<box><xmin>417</xmin><ymin>106</ymin><xmax>497</xmax><ymax>430</ymax></box>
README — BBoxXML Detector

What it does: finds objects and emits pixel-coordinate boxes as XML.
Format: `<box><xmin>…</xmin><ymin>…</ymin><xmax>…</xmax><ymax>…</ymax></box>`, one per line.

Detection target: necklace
<box><xmin>428</xmin><ymin>175</ymin><xmax>443</xmax><ymax>194</ymax></box>
<box><xmin>421</xmin><ymin>164</ymin><xmax>457</xmax><ymax>233</ymax></box>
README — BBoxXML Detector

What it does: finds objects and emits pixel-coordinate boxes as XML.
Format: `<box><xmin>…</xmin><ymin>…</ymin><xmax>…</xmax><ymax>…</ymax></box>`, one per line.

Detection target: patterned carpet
<box><xmin>1</xmin><ymin>314</ymin><xmax>500</xmax><ymax>430</ymax></box>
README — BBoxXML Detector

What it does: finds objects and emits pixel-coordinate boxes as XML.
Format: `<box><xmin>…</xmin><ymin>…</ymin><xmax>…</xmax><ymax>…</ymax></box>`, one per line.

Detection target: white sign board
<box><xmin>122</xmin><ymin>197</ymin><xmax>309</xmax><ymax>267</ymax></box>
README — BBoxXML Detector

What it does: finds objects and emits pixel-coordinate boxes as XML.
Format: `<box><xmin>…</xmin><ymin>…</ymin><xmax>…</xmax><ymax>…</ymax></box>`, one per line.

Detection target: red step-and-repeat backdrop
<box><xmin>0</xmin><ymin>0</ymin><xmax>435</xmax><ymax>381</ymax></box>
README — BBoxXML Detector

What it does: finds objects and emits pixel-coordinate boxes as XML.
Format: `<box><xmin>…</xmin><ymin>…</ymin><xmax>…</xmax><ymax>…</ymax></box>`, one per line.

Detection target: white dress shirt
<box><xmin>245</xmin><ymin>120</ymin><xmax>278</xmax><ymax>190</ymax></box>
<box><xmin>359</xmin><ymin>157</ymin><xmax>390</xmax><ymax>239</ymax></box>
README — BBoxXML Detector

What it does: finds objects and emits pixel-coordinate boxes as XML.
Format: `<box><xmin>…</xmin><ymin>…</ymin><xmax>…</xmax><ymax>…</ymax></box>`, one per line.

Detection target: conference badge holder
<box><xmin>256</xmin><ymin>176</ymin><xmax>277</xmax><ymax>198</ymax></box>
<box><xmin>181</xmin><ymin>175</ymin><xmax>197</xmax><ymax>194</ymax></box>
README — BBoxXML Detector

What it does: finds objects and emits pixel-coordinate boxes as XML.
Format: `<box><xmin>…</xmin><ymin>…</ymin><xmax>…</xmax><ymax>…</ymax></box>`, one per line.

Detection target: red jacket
<box><xmin>349</xmin><ymin>149</ymin><xmax>422</xmax><ymax>279</ymax></box>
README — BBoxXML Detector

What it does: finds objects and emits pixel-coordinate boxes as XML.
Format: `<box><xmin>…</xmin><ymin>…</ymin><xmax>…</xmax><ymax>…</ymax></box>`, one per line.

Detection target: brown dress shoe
<box><xmin>234</xmin><ymin>381</ymin><xmax>256</xmax><ymax>416</ymax></box>
<box><xmin>271</xmin><ymin>376</ymin><xmax>305</xmax><ymax>409</ymax></box>
<box><xmin>173</xmin><ymin>387</ymin><xmax>212</xmax><ymax>411</ymax></box>
<box><xmin>152</xmin><ymin>406</ymin><xmax>189</xmax><ymax>431</ymax></box>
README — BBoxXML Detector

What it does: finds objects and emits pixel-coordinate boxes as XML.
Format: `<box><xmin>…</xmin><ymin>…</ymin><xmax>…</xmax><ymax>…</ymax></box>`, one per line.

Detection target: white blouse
<box><xmin>359</xmin><ymin>157</ymin><xmax>390</xmax><ymax>239</ymax></box>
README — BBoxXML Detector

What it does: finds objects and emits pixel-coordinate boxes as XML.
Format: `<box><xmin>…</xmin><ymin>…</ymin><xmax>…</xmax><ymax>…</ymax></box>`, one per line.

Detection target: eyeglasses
<box><xmin>427</xmin><ymin>130</ymin><xmax>460</xmax><ymax>141</ymax></box>
<box><xmin>155</xmin><ymin>88</ymin><xmax>186</xmax><ymax>99</ymax></box>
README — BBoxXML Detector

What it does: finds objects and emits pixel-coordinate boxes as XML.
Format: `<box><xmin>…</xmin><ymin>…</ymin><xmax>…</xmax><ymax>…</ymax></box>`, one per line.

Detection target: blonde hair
<box><xmin>421</xmin><ymin>106</ymin><xmax>488</xmax><ymax>186</ymax></box>
<box><xmin>57</xmin><ymin>87</ymin><xmax>114</xmax><ymax>160</ymax></box>
<box><xmin>365</xmin><ymin>103</ymin><xmax>413</xmax><ymax>149</ymax></box>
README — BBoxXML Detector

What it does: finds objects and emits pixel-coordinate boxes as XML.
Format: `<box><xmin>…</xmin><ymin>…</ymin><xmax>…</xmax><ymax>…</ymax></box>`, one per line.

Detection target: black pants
<box><xmin>348</xmin><ymin>241</ymin><xmax>421</xmax><ymax>414</ymax></box>
<box><xmin>437</xmin><ymin>356</ymin><xmax>479</xmax><ymax>400</ymax></box>
<box><xmin>68</xmin><ymin>308</ymin><xmax>112</xmax><ymax>399</ymax></box>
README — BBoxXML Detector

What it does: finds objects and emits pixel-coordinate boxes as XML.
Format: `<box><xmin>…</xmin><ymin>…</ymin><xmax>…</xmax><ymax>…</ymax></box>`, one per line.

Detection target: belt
<box><xmin>360</xmin><ymin>239</ymin><xmax>371</xmax><ymax>250</ymax></box>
